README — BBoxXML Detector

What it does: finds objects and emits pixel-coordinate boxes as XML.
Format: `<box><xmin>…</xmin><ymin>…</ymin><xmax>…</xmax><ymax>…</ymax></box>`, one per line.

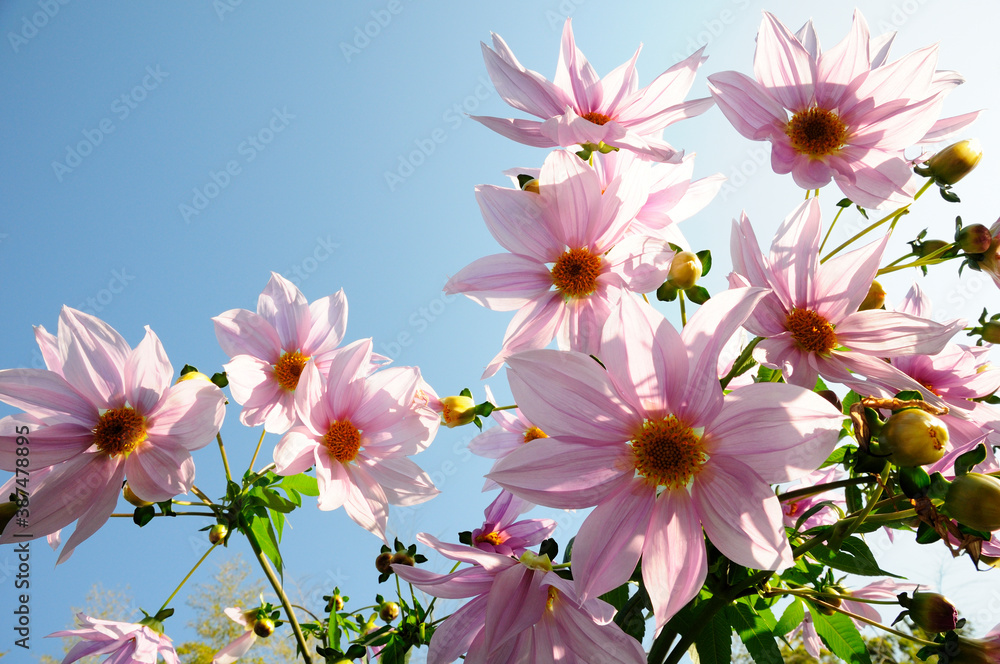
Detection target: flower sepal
<box><xmin>136</xmin><ymin>607</ymin><xmax>174</xmax><ymax>635</ymax></box>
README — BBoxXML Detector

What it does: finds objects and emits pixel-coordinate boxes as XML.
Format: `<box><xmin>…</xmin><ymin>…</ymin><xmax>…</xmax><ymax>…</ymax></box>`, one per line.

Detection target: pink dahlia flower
<box><xmin>975</xmin><ymin>218</ymin><xmax>1000</xmax><ymax>289</ymax></box>
<box><xmin>781</xmin><ymin>467</ymin><xmax>845</xmax><ymax>532</ymax></box>
<box><xmin>213</xmin><ymin>273</ymin><xmax>351</xmax><ymax>434</ymax></box>
<box><xmin>0</xmin><ymin>308</ymin><xmax>225</xmax><ymax>563</ymax></box>
<box><xmin>708</xmin><ymin>11</ymin><xmax>978</xmax><ymax>208</ymax></box>
<box><xmin>730</xmin><ymin>198</ymin><xmax>963</xmax><ymax>396</ymax></box>
<box><xmin>445</xmin><ymin>149</ymin><xmax>674</xmax><ymax>378</ymax></box>
<box><xmin>489</xmin><ymin>289</ymin><xmax>844</xmax><ymax>630</ymax></box>
<box><xmin>393</xmin><ymin>533</ymin><xmax>645</xmax><ymax>664</ymax></box>
<box><xmin>272</xmin><ymin>339</ymin><xmax>439</xmax><ymax>541</ymax></box>
<box><xmin>474</xmin><ymin>18</ymin><xmax>714</xmax><ymax>162</ymax></box>
<box><xmin>840</xmin><ymin>579</ymin><xmax>918</xmax><ymax>628</ymax></box>
<box><xmin>213</xmin><ymin>607</ymin><xmax>262</xmax><ymax>664</ymax></box>
<box><xmin>47</xmin><ymin>613</ymin><xmax>180</xmax><ymax>664</ymax></box>
<box><xmin>469</xmin><ymin>490</ymin><xmax>555</xmax><ymax>557</ymax></box>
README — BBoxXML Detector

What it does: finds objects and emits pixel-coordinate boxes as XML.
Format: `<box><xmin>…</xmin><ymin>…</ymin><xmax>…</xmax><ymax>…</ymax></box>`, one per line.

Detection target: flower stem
<box><xmin>767</xmin><ymin>587</ymin><xmax>900</xmax><ymax>606</ymax></box>
<box><xmin>806</xmin><ymin>595</ymin><xmax>938</xmax><ymax>647</ymax></box>
<box><xmin>838</xmin><ymin>466</ymin><xmax>890</xmax><ymax>541</ymax></box>
<box><xmin>190</xmin><ymin>485</ymin><xmax>214</xmax><ymax>505</ymax></box>
<box><xmin>818</xmin><ymin>205</ymin><xmax>846</xmax><ymax>254</ymax></box>
<box><xmin>246</xmin><ymin>528</ymin><xmax>313</xmax><ymax>664</ymax></box>
<box><xmin>777</xmin><ymin>476</ymin><xmax>876</xmax><ymax>503</ymax></box>
<box><xmin>249</xmin><ymin>429</ymin><xmax>266</xmax><ymax>474</ymax></box>
<box><xmin>876</xmin><ymin>242</ymin><xmax>956</xmax><ymax>276</ymax></box>
<box><xmin>110</xmin><ymin>511</ymin><xmax>216</xmax><ymax>518</ymax></box>
<box><xmin>157</xmin><ymin>542</ymin><xmax>218</xmax><ymax>614</ymax></box>
<box><xmin>719</xmin><ymin>337</ymin><xmax>762</xmax><ymax>390</ymax></box>
<box><xmin>217</xmin><ymin>432</ymin><xmax>233</xmax><ymax>483</ymax></box>
<box><xmin>678</xmin><ymin>289</ymin><xmax>687</xmax><ymax>327</ymax></box>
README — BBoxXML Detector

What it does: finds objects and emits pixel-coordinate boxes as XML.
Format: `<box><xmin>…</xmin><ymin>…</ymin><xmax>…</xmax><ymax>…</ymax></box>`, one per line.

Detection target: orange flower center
<box><xmin>551</xmin><ymin>248</ymin><xmax>602</xmax><ymax>298</ymax></box>
<box><xmin>581</xmin><ymin>111</ymin><xmax>612</xmax><ymax>126</ymax></box>
<box><xmin>475</xmin><ymin>531</ymin><xmax>504</xmax><ymax>546</ymax></box>
<box><xmin>523</xmin><ymin>426</ymin><xmax>548</xmax><ymax>443</ymax></box>
<box><xmin>631</xmin><ymin>416</ymin><xmax>707</xmax><ymax>490</ymax></box>
<box><xmin>273</xmin><ymin>350</ymin><xmax>309</xmax><ymax>391</ymax></box>
<box><xmin>785</xmin><ymin>107</ymin><xmax>848</xmax><ymax>158</ymax></box>
<box><xmin>324</xmin><ymin>420</ymin><xmax>362</xmax><ymax>462</ymax></box>
<box><xmin>786</xmin><ymin>309</ymin><xmax>838</xmax><ymax>354</ymax></box>
<box><xmin>546</xmin><ymin>586</ymin><xmax>559</xmax><ymax>612</ymax></box>
<box><xmin>93</xmin><ymin>406</ymin><xmax>147</xmax><ymax>457</ymax></box>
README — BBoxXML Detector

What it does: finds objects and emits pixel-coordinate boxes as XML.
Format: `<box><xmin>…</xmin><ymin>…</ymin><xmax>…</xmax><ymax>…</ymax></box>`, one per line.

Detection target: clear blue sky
<box><xmin>1</xmin><ymin>0</ymin><xmax>998</xmax><ymax>660</ymax></box>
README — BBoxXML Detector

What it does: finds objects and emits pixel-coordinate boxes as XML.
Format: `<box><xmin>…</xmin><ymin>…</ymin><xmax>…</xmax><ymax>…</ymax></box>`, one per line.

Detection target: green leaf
<box><xmin>133</xmin><ymin>505</ymin><xmax>155</xmax><ymax>527</ymax></box>
<box><xmin>836</xmin><ymin>198</ymin><xmax>853</xmax><ymax>208</ymax></box>
<box><xmin>755</xmin><ymin>366</ymin><xmax>781</xmax><ymax>383</ymax></box>
<box><xmin>459</xmin><ymin>387</ymin><xmax>472</xmax><ymax>398</ymax></box>
<box><xmin>940</xmin><ymin>187</ymin><xmax>961</xmax><ymax>203</ymax></box>
<box><xmin>807</xmin><ymin>604</ymin><xmax>873</xmax><ymax>664</ymax></box>
<box><xmin>954</xmin><ymin>443</ymin><xmax>987</xmax><ymax>476</ymax></box>
<box><xmin>695</xmin><ymin>249</ymin><xmax>712</xmax><ymax>277</ymax></box>
<box><xmin>475</xmin><ymin>400</ymin><xmax>495</xmax><ymax>418</ymax></box>
<box><xmin>725</xmin><ymin>599</ymin><xmax>783</xmax><ymax>664</ymax></box>
<box><xmin>821</xmin><ymin>447</ymin><xmax>849</xmax><ymax>468</ymax></box>
<box><xmin>599</xmin><ymin>584</ymin><xmax>630</xmax><ymax>612</ymax></box>
<box><xmin>794</xmin><ymin>500</ymin><xmax>840</xmax><ymax>532</ymax></box>
<box><xmin>899</xmin><ymin>466</ymin><xmax>932</xmax><ymax>498</ymax></box>
<box><xmin>180</xmin><ymin>364</ymin><xmax>198</xmax><ymax>376</ymax></box>
<box><xmin>845</xmin><ymin>484</ymin><xmax>864</xmax><ymax>513</ymax></box>
<box><xmin>773</xmin><ymin>599</ymin><xmax>805</xmax><ymax>637</ymax></box>
<box><xmin>685</xmin><ymin>285</ymin><xmax>711</xmax><ymax>305</ymax></box>
<box><xmin>252</xmin><ymin>487</ymin><xmax>297</xmax><ymax>513</ymax></box>
<box><xmin>250</xmin><ymin>516</ymin><xmax>283</xmax><ymax>575</ymax></box>
<box><xmin>694</xmin><ymin>610</ymin><xmax>732</xmax><ymax>664</ymax></box>
<box><xmin>893</xmin><ymin>390</ymin><xmax>924</xmax><ymax>404</ymax></box>
<box><xmin>278</xmin><ymin>473</ymin><xmax>319</xmax><ymax>497</ymax></box>
<box><xmin>916</xmin><ymin>521</ymin><xmax>942</xmax><ymax>544</ymax></box>
<box><xmin>808</xmin><ymin>537</ymin><xmax>902</xmax><ymax>577</ymax></box>
<box><xmin>270</xmin><ymin>508</ymin><xmax>285</xmax><ymax>541</ymax></box>
<box><xmin>656</xmin><ymin>281</ymin><xmax>678</xmax><ymax>302</ymax></box>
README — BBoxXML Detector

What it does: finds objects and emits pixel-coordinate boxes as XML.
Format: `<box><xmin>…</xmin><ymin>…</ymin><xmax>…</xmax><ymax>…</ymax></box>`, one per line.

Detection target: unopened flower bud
<box><xmin>924</xmin><ymin>139</ymin><xmax>983</xmax><ymax>186</ymax></box>
<box><xmin>945</xmin><ymin>472</ymin><xmax>1000</xmax><ymax>532</ymax></box>
<box><xmin>379</xmin><ymin>601</ymin><xmax>400</xmax><ymax>622</ymax></box>
<box><xmin>176</xmin><ymin>370</ymin><xmax>211</xmax><ymax>384</ymax></box>
<box><xmin>327</xmin><ymin>594</ymin><xmax>344</xmax><ymax>612</ymax></box>
<box><xmin>879</xmin><ymin>409</ymin><xmax>948</xmax><ymax>467</ymax></box>
<box><xmin>521</xmin><ymin>178</ymin><xmax>540</xmax><ymax>194</ymax></box>
<box><xmin>918</xmin><ymin>239</ymin><xmax>951</xmax><ymax>258</ymax></box>
<box><xmin>122</xmin><ymin>482</ymin><xmax>154</xmax><ymax>507</ymax></box>
<box><xmin>389</xmin><ymin>551</ymin><xmax>415</xmax><ymax>567</ymax></box>
<box><xmin>667</xmin><ymin>251</ymin><xmax>703</xmax><ymax>290</ymax></box>
<box><xmin>375</xmin><ymin>552</ymin><xmax>393</xmax><ymax>574</ymax></box>
<box><xmin>981</xmin><ymin>322</ymin><xmax>1000</xmax><ymax>344</ymax></box>
<box><xmin>815</xmin><ymin>586</ymin><xmax>844</xmax><ymax>615</ymax></box>
<box><xmin>440</xmin><ymin>395</ymin><xmax>476</xmax><ymax>428</ymax></box>
<box><xmin>957</xmin><ymin>224</ymin><xmax>994</xmax><ymax>255</ymax></box>
<box><xmin>858</xmin><ymin>280</ymin><xmax>886</xmax><ymax>311</ymax></box>
<box><xmin>209</xmin><ymin>524</ymin><xmax>228</xmax><ymax>544</ymax></box>
<box><xmin>907</xmin><ymin>591</ymin><xmax>959</xmax><ymax>632</ymax></box>
<box><xmin>253</xmin><ymin>617</ymin><xmax>275</xmax><ymax>638</ymax></box>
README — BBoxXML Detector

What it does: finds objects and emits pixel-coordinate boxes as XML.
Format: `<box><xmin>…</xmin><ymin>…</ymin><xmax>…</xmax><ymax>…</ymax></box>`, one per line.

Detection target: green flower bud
<box><xmin>879</xmin><ymin>409</ymin><xmax>948</xmax><ymax>467</ymax></box>
<box><xmin>924</xmin><ymin>139</ymin><xmax>983</xmax><ymax>186</ymax></box>
<box><xmin>908</xmin><ymin>591</ymin><xmax>959</xmax><ymax>632</ymax></box>
<box><xmin>389</xmin><ymin>551</ymin><xmax>415</xmax><ymax>567</ymax></box>
<box><xmin>122</xmin><ymin>482</ymin><xmax>154</xmax><ymax>507</ymax></box>
<box><xmin>209</xmin><ymin>524</ymin><xmax>228</xmax><ymax>544</ymax></box>
<box><xmin>917</xmin><ymin>239</ymin><xmax>951</xmax><ymax>258</ymax></box>
<box><xmin>375</xmin><ymin>552</ymin><xmax>393</xmax><ymax>574</ymax></box>
<box><xmin>379</xmin><ymin>601</ymin><xmax>400</xmax><ymax>622</ymax></box>
<box><xmin>253</xmin><ymin>617</ymin><xmax>275</xmax><ymax>638</ymax></box>
<box><xmin>667</xmin><ymin>251</ymin><xmax>703</xmax><ymax>290</ymax></box>
<box><xmin>945</xmin><ymin>472</ymin><xmax>1000</xmax><ymax>532</ymax></box>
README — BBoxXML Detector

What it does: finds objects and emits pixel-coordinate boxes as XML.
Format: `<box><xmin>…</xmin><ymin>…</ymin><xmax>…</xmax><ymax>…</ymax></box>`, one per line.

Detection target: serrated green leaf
<box><xmin>807</xmin><ymin>604</ymin><xmax>872</xmax><ymax>664</ymax></box>
<box><xmin>685</xmin><ymin>285</ymin><xmax>711</xmax><ymax>305</ymax></box>
<box><xmin>694</xmin><ymin>610</ymin><xmax>732</xmax><ymax>664</ymax></box>
<box><xmin>725</xmin><ymin>600</ymin><xmax>782</xmax><ymax>664</ymax></box>
<box><xmin>821</xmin><ymin>447</ymin><xmax>849</xmax><ymax>468</ymax></box>
<box><xmin>270</xmin><ymin>508</ymin><xmax>285</xmax><ymax>541</ymax></box>
<box><xmin>250</xmin><ymin>516</ymin><xmax>283</xmax><ymax>576</ymax></box>
<box><xmin>696</xmin><ymin>249</ymin><xmax>712</xmax><ymax>277</ymax></box>
<box><xmin>808</xmin><ymin>537</ymin><xmax>902</xmax><ymax>577</ymax></box>
<box><xmin>773</xmin><ymin>599</ymin><xmax>805</xmax><ymax>637</ymax></box>
<box><xmin>278</xmin><ymin>473</ymin><xmax>319</xmax><ymax>497</ymax></box>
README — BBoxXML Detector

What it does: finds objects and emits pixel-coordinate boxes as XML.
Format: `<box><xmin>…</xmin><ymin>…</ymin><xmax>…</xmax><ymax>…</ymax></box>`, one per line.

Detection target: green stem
<box><xmin>158</xmin><ymin>542</ymin><xmax>218</xmax><ymax>614</ymax></box>
<box><xmin>719</xmin><ymin>337</ymin><xmax>762</xmax><ymax>390</ymax></box>
<box><xmin>679</xmin><ymin>289</ymin><xmax>687</xmax><ymax>327</ymax></box>
<box><xmin>777</xmin><ymin>476</ymin><xmax>876</xmax><ymax>503</ymax></box>
<box><xmin>820</xmin><ymin>180</ymin><xmax>934</xmax><ymax>263</ymax></box>
<box><xmin>217</xmin><ymin>432</ymin><xmax>233</xmax><ymax>483</ymax></box>
<box><xmin>246</xmin><ymin>529</ymin><xmax>312</xmax><ymax>664</ymax></box>
<box><xmin>818</xmin><ymin>205</ymin><xmax>846</xmax><ymax>253</ymax></box>
<box><xmin>876</xmin><ymin>246</ymin><xmax>955</xmax><ymax>276</ymax></box>
<box><xmin>110</xmin><ymin>511</ymin><xmax>216</xmax><ymax>517</ymax></box>
<box><xmin>768</xmin><ymin>587</ymin><xmax>899</xmax><ymax>606</ymax></box>
<box><xmin>190</xmin><ymin>485</ymin><xmax>214</xmax><ymax>505</ymax></box>
<box><xmin>246</xmin><ymin>462</ymin><xmax>277</xmax><ymax>485</ymax></box>
<box><xmin>808</xmin><ymin>596</ymin><xmax>938</xmax><ymax>647</ymax></box>
<box><xmin>491</xmin><ymin>405</ymin><xmax>519</xmax><ymax>411</ymax></box>
<box><xmin>249</xmin><ymin>429</ymin><xmax>266</xmax><ymax>475</ymax></box>
<box><xmin>857</xmin><ymin>507</ymin><xmax>919</xmax><ymax>526</ymax></box>
<box><xmin>838</xmin><ymin>466</ymin><xmax>890</xmax><ymax>542</ymax></box>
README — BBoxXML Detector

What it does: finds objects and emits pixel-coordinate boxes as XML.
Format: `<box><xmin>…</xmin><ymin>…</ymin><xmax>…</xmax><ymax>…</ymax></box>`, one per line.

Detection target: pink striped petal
<box><xmin>257</xmin><ymin>272</ymin><xmax>310</xmax><ymax>351</ymax></box>
<box><xmin>815</xmin><ymin>9</ymin><xmax>869</xmax><ymax>110</ymax></box>
<box><xmin>475</xmin><ymin>184</ymin><xmax>556</xmax><ymax>262</ymax></box>
<box><xmin>125</xmin><ymin>441</ymin><xmax>194</xmax><ymax>502</ymax></box>
<box><xmin>273</xmin><ymin>428</ymin><xmax>318</xmax><ymax>476</ymax></box>
<box><xmin>314</xmin><ymin>451</ymin><xmax>351</xmax><ymax>512</ymax></box>
<box><xmin>57</xmin><ymin>307</ymin><xmax>129</xmax><ymax>408</ymax></box>
<box><xmin>836</xmin><ymin>310</ymin><xmax>962</xmax><ymax>355</ymax></box>
<box><xmin>343</xmin><ymin>462</ymin><xmax>389</xmax><ymax>540</ymax></box>
<box><xmin>0</xmin><ymin>369</ymin><xmax>95</xmax><ymax>423</ymax></box>
<box><xmin>754</xmin><ymin>13</ymin><xmax>815</xmax><ymax>111</ymax></box>
<box><xmin>124</xmin><ymin>327</ymin><xmax>172</xmax><ymax>414</ymax></box>
<box><xmin>57</xmin><ymin>460</ymin><xmax>126</xmax><ymax>564</ymax></box>
<box><xmin>643</xmin><ymin>490</ymin><xmax>707</xmax><ymax>630</ymax></box>
<box><xmin>707</xmin><ymin>71</ymin><xmax>787</xmax><ymax>140</ymax></box>
<box><xmin>212</xmin><ymin>309</ymin><xmax>282</xmax><ymax>362</ymax></box>
<box><xmin>483</xmin><ymin>293</ymin><xmax>566</xmax><ymax>379</ymax></box>
<box><xmin>145</xmin><ymin>380</ymin><xmax>225</xmax><ymax>451</ymax></box>
<box><xmin>482</xmin><ymin>38</ymin><xmax>567</xmax><ymax>119</ymax></box>
<box><xmin>303</xmin><ymin>290</ymin><xmax>348</xmax><ymax>357</ymax></box>
<box><xmin>445</xmin><ymin>254</ymin><xmax>554</xmax><ymax>311</ymax></box>
<box><xmin>425</xmin><ymin>594</ymin><xmax>487</xmax><ymax>664</ymax></box>
<box><xmin>359</xmin><ymin>456</ymin><xmax>437</xmax><ymax>506</ymax></box>
<box><xmin>470</xmin><ymin>115</ymin><xmax>559</xmax><ymax>148</ymax></box>
<box><xmin>482</xmin><ymin>564</ymin><xmax>547</xmax><ymax>653</ymax></box>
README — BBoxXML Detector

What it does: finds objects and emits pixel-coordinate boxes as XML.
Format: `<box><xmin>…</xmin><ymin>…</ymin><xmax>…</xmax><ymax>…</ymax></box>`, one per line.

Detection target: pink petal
<box><xmin>693</xmin><ymin>455</ymin><xmax>792</xmax><ymax>571</ymax></box>
<box><xmin>125</xmin><ymin>441</ymin><xmax>195</xmax><ymax>502</ymax></box>
<box><xmin>704</xmin><ymin>383</ymin><xmax>842</xmax><ymax>483</ymax></box>
<box><xmin>470</xmin><ymin>115</ymin><xmax>559</xmax><ymax>148</ymax></box>
<box><xmin>359</xmin><ymin>456</ymin><xmax>438</xmax><ymax>507</ymax></box>
<box><xmin>425</xmin><ymin>594</ymin><xmax>487</xmax><ymax>664</ymax></box>
<box><xmin>257</xmin><ymin>272</ymin><xmax>310</xmax><ymax>351</ymax></box>
<box><xmin>571</xmin><ymin>479</ymin><xmax>654</xmax><ymax>602</ymax></box>
<box><xmin>754</xmin><ymin>12</ymin><xmax>815</xmax><ymax>111</ymax></box>
<box><xmin>643</xmin><ymin>490</ymin><xmax>708</xmax><ymax>631</ymax></box>
<box><xmin>124</xmin><ymin>327</ymin><xmax>172</xmax><ymax>414</ymax></box>
<box><xmin>0</xmin><ymin>417</ymin><xmax>94</xmax><ymax>471</ymax></box>
<box><xmin>34</xmin><ymin>325</ymin><xmax>61</xmax><ymax>373</ymax></box>
<box><xmin>482</xmin><ymin>293</ymin><xmax>566</xmax><ymax>379</ymax></box>
<box><xmin>303</xmin><ymin>290</ymin><xmax>348</xmax><ymax>357</ymax></box>
<box><xmin>551</xmin><ymin>596</ymin><xmax>647</xmax><ymax>664</ymax></box>
<box><xmin>553</xmin><ymin>18</ymin><xmax>602</xmax><ymax>113</ymax></box>
<box><xmin>813</xmin><ymin>235</ymin><xmax>887</xmax><ymax>322</ymax></box>
<box><xmin>145</xmin><ymin>380</ymin><xmax>225</xmax><ymax>451</ymax></box>
<box><xmin>540</xmin><ymin>149</ymin><xmax>604</xmax><ymax>250</ymax></box>
<box><xmin>920</xmin><ymin>110</ymin><xmax>981</xmax><ymax>143</ymax></box>
<box><xmin>445</xmin><ymin>254</ymin><xmax>554</xmax><ymax>311</ymax></box>
<box><xmin>0</xmin><ymin>368</ymin><xmax>96</xmax><ymax>422</ymax></box>
<box><xmin>482</xmin><ymin>37</ymin><xmax>567</xmax><ymax>119</ymax></box>
<box><xmin>482</xmin><ymin>564</ymin><xmax>547</xmax><ymax>653</ymax></box>
<box><xmin>393</xmin><ymin>565</ymin><xmax>495</xmax><ymax>600</ymax></box>
<box><xmin>342</xmin><ymin>462</ymin><xmax>389</xmax><ymax>541</ymax></box>
<box><xmin>212</xmin><ymin>309</ymin><xmax>282</xmax><ymax>362</ymax></box>
<box><xmin>606</xmin><ymin>235</ymin><xmax>674</xmax><ymax>294</ymax></box>
<box><xmin>213</xmin><ymin>631</ymin><xmax>256</xmax><ymax>664</ymax></box>
<box><xmin>314</xmin><ymin>451</ymin><xmax>352</xmax><ymax>512</ymax></box>
<box><xmin>707</xmin><ymin>71</ymin><xmax>787</xmax><ymax>141</ymax></box>
<box><xmin>488</xmin><ymin>438</ymin><xmax>633</xmax><ymax>509</ymax></box>
<box><xmin>815</xmin><ymin>9</ymin><xmax>870</xmax><ymax>110</ymax></box>
<box><xmin>475</xmin><ymin>184</ymin><xmax>556</xmax><ymax>262</ymax></box>
<box><xmin>616</xmin><ymin>48</ymin><xmax>709</xmax><ymax>130</ymax></box>
<box><xmin>417</xmin><ymin>532</ymin><xmax>517</xmax><ymax>571</ymax></box>
<box><xmin>57</xmin><ymin>307</ymin><xmax>129</xmax><ymax>407</ymax></box>
<box><xmin>57</xmin><ymin>460</ymin><xmax>126</xmax><ymax>564</ymax></box>
<box><xmin>273</xmin><ymin>428</ymin><xmax>318</xmax><ymax>476</ymax></box>
<box><xmin>323</xmin><ymin>339</ymin><xmax>372</xmax><ymax>420</ymax></box>
<box><xmin>836</xmin><ymin>310</ymin><xmax>963</xmax><ymax>355</ymax></box>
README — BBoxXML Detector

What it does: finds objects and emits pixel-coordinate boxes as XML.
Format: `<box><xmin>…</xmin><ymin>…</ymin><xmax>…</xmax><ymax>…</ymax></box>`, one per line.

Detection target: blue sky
<box><xmin>2</xmin><ymin>0</ymin><xmax>999</xmax><ymax>660</ymax></box>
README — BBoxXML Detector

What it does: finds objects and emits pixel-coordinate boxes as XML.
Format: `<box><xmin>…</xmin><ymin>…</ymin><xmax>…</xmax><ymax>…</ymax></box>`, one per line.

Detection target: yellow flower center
<box><xmin>523</xmin><ymin>426</ymin><xmax>548</xmax><ymax>444</ymax></box>
<box><xmin>581</xmin><ymin>111</ymin><xmax>612</xmax><ymax>126</ymax></box>
<box><xmin>273</xmin><ymin>350</ymin><xmax>309</xmax><ymax>391</ymax></box>
<box><xmin>786</xmin><ymin>308</ymin><xmax>838</xmax><ymax>354</ymax></box>
<box><xmin>475</xmin><ymin>531</ymin><xmax>504</xmax><ymax>546</ymax></box>
<box><xmin>546</xmin><ymin>586</ymin><xmax>559</xmax><ymax>612</ymax></box>
<box><xmin>785</xmin><ymin>107</ymin><xmax>849</xmax><ymax>158</ymax></box>
<box><xmin>551</xmin><ymin>248</ymin><xmax>602</xmax><ymax>298</ymax></box>
<box><xmin>631</xmin><ymin>416</ymin><xmax>707</xmax><ymax>490</ymax></box>
<box><xmin>93</xmin><ymin>406</ymin><xmax>147</xmax><ymax>457</ymax></box>
<box><xmin>324</xmin><ymin>420</ymin><xmax>362</xmax><ymax>463</ymax></box>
